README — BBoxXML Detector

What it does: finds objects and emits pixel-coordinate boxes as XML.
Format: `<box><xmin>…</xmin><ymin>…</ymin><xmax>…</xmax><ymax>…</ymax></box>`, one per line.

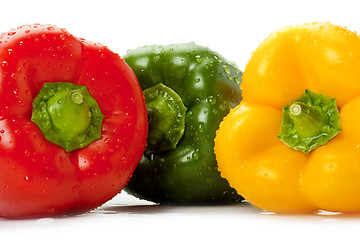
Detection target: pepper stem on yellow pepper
<box><xmin>278</xmin><ymin>90</ymin><xmax>341</xmax><ymax>153</ymax></box>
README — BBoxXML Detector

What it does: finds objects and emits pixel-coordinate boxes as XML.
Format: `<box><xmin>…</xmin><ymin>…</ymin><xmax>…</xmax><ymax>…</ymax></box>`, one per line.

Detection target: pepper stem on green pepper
<box><xmin>143</xmin><ymin>83</ymin><xmax>187</xmax><ymax>155</ymax></box>
<box><xmin>278</xmin><ymin>89</ymin><xmax>341</xmax><ymax>153</ymax></box>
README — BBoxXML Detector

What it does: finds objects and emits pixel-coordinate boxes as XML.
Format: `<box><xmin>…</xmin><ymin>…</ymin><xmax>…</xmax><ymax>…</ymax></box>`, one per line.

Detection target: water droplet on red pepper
<box><xmin>24</xmin><ymin>175</ymin><xmax>31</xmax><ymax>181</ymax></box>
<box><xmin>25</xmin><ymin>29</ymin><xmax>30</xmax><ymax>34</ymax></box>
<box><xmin>1</xmin><ymin>61</ymin><xmax>8</xmax><ymax>68</ymax></box>
<box><xmin>7</xmin><ymin>32</ymin><xmax>16</xmax><ymax>36</ymax></box>
<box><xmin>59</xmin><ymin>34</ymin><xmax>66</xmax><ymax>40</ymax></box>
<box><xmin>24</xmin><ymin>149</ymin><xmax>30</xmax><ymax>156</ymax></box>
<box><xmin>47</xmin><ymin>26</ymin><xmax>55</xmax><ymax>31</ymax></box>
<box><xmin>60</xmin><ymin>28</ymin><xmax>67</xmax><ymax>33</ymax></box>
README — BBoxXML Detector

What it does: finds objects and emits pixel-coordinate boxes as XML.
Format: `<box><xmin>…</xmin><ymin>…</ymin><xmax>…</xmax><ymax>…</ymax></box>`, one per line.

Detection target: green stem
<box><xmin>278</xmin><ymin>90</ymin><xmax>341</xmax><ymax>153</ymax></box>
<box><xmin>31</xmin><ymin>82</ymin><xmax>104</xmax><ymax>152</ymax></box>
<box><xmin>288</xmin><ymin>102</ymin><xmax>328</xmax><ymax>138</ymax></box>
<box><xmin>144</xmin><ymin>83</ymin><xmax>187</xmax><ymax>155</ymax></box>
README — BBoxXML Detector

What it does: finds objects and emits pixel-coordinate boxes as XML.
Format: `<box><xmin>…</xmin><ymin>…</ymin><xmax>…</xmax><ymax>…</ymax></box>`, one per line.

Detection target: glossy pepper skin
<box><xmin>215</xmin><ymin>22</ymin><xmax>360</xmax><ymax>213</ymax></box>
<box><xmin>124</xmin><ymin>43</ymin><xmax>243</xmax><ymax>203</ymax></box>
<box><xmin>0</xmin><ymin>24</ymin><xmax>148</xmax><ymax>218</ymax></box>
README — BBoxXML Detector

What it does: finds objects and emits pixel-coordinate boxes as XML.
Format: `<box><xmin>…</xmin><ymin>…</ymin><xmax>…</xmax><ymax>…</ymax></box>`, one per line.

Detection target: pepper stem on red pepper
<box><xmin>278</xmin><ymin>89</ymin><xmax>341</xmax><ymax>153</ymax></box>
<box><xmin>143</xmin><ymin>83</ymin><xmax>187</xmax><ymax>155</ymax></box>
<box><xmin>31</xmin><ymin>82</ymin><xmax>104</xmax><ymax>152</ymax></box>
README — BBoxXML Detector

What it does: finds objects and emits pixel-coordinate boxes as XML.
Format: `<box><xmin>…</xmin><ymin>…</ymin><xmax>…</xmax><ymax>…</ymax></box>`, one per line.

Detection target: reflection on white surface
<box><xmin>2</xmin><ymin>192</ymin><xmax>360</xmax><ymax>240</ymax></box>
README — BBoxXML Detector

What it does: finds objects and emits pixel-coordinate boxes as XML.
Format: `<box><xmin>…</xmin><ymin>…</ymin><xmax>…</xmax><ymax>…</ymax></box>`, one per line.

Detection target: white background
<box><xmin>1</xmin><ymin>0</ymin><xmax>360</xmax><ymax>239</ymax></box>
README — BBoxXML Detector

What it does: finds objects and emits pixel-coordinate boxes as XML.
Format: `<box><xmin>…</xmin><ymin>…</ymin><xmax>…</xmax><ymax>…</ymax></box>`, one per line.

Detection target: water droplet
<box><xmin>195</xmin><ymin>55</ymin><xmax>203</xmax><ymax>63</ymax></box>
<box><xmin>14</xmin><ymin>129</ymin><xmax>21</xmax><ymax>135</ymax></box>
<box><xmin>24</xmin><ymin>175</ymin><xmax>31</xmax><ymax>181</ymax></box>
<box><xmin>25</xmin><ymin>29</ymin><xmax>30</xmax><ymax>34</ymax></box>
<box><xmin>223</xmin><ymin>66</ymin><xmax>230</xmax><ymax>74</ymax></box>
<box><xmin>192</xmin><ymin>149</ymin><xmax>200</xmax><ymax>160</ymax></box>
<box><xmin>198</xmin><ymin>122</ymin><xmax>204</xmax><ymax>133</ymax></box>
<box><xmin>227</xmin><ymin>75</ymin><xmax>232</xmax><ymax>80</ymax></box>
<box><xmin>208</xmin><ymin>96</ymin><xmax>216</xmax><ymax>105</ymax></box>
<box><xmin>234</xmin><ymin>76</ymin><xmax>241</xmax><ymax>84</ymax></box>
<box><xmin>7</xmin><ymin>49</ymin><xmax>13</xmax><ymax>55</ymax></box>
<box><xmin>47</xmin><ymin>26</ymin><xmax>55</xmax><ymax>31</ymax></box>
<box><xmin>7</xmin><ymin>32</ymin><xmax>16</xmax><ymax>36</ymax></box>
<box><xmin>60</xmin><ymin>28</ymin><xmax>68</xmax><ymax>33</ymax></box>
<box><xmin>59</xmin><ymin>34</ymin><xmax>66</xmax><ymax>41</ymax></box>
<box><xmin>1</xmin><ymin>61</ymin><xmax>8</xmax><ymax>68</ymax></box>
<box><xmin>194</xmin><ymin>78</ymin><xmax>201</xmax><ymax>83</ymax></box>
<box><xmin>24</xmin><ymin>149</ymin><xmax>30</xmax><ymax>156</ymax></box>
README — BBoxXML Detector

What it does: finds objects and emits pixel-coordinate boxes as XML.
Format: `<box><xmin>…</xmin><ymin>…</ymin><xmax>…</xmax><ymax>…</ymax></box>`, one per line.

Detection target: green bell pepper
<box><xmin>124</xmin><ymin>43</ymin><xmax>243</xmax><ymax>204</ymax></box>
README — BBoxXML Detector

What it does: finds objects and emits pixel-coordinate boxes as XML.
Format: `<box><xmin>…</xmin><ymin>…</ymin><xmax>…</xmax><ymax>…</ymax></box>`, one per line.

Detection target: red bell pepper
<box><xmin>0</xmin><ymin>24</ymin><xmax>148</xmax><ymax>218</ymax></box>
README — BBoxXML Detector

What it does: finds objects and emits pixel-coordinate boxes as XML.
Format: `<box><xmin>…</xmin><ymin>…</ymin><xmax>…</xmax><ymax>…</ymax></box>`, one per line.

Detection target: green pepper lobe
<box><xmin>278</xmin><ymin>89</ymin><xmax>341</xmax><ymax>153</ymax></box>
<box><xmin>31</xmin><ymin>82</ymin><xmax>104</xmax><ymax>152</ymax></box>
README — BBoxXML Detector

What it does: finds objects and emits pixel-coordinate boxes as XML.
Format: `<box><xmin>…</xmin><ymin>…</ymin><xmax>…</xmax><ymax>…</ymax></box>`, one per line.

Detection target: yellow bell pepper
<box><xmin>215</xmin><ymin>22</ymin><xmax>360</xmax><ymax>213</ymax></box>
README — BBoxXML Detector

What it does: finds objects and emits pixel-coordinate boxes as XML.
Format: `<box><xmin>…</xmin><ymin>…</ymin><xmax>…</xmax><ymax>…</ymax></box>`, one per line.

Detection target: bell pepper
<box><xmin>124</xmin><ymin>43</ymin><xmax>243</xmax><ymax>203</ymax></box>
<box><xmin>0</xmin><ymin>24</ymin><xmax>148</xmax><ymax>218</ymax></box>
<box><xmin>215</xmin><ymin>22</ymin><xmax>360</xmax><ymax>213</ymax></box>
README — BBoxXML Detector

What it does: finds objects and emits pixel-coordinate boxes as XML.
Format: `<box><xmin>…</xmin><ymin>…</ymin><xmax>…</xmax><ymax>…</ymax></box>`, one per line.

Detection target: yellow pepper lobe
<box><xmin>242</xmin><ymin>22</ymin><xmax>360</xmax><ymax>108</ymax></box>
